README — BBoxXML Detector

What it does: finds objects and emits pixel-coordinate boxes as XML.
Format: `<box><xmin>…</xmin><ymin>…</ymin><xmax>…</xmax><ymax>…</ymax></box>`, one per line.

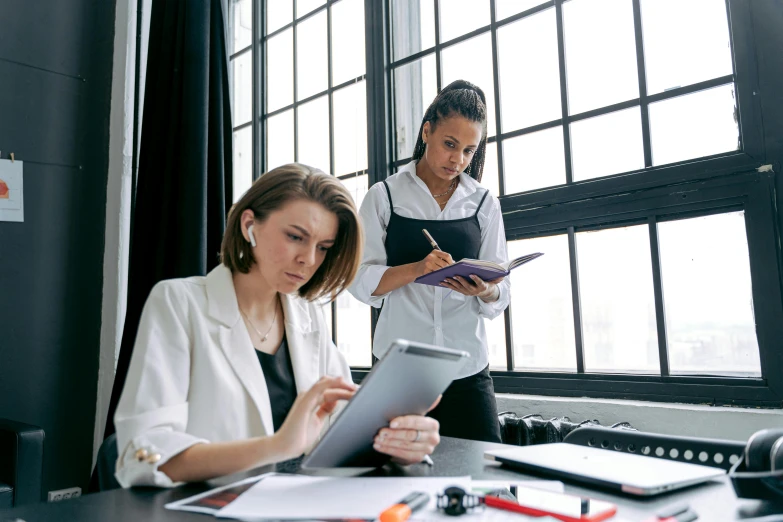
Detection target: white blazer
<box><xmin>114</xmin><ymin>264</ymin><xmax>351</xmax><ymax>488</ymax></box>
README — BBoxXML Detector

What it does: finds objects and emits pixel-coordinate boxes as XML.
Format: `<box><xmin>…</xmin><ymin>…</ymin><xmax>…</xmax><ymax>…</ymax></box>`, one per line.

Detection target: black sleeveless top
<box><xmin>256</xmin><ymin>336</ymin><xmax>297</xmax><ymax>432</ymax></box>
<box><xmin>383</xmin><ymin>180</ymin><xmax>490</xmax><ymax>267</ymax></box>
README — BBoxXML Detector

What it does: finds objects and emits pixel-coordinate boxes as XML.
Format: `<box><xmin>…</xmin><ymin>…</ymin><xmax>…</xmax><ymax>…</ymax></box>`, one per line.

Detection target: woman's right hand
<box><xmin>416</xmin><ymin>250</ymin><xmax>454</xmax><ymax>277</ymax></box>
<box><xmin>272</xmin><ymin>376</ymin><xmax>357</xmax><ymax>460</ymax></box>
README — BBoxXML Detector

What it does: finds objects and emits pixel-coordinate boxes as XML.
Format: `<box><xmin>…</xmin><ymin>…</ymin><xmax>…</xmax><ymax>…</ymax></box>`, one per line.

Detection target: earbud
<box><xmin>247</xmin><ymin>224</ymin><xmax>257</xmax><ymax>248</ymax></box>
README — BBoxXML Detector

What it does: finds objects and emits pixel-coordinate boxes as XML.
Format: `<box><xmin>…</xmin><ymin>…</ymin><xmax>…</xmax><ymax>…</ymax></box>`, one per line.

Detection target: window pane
<box><xmin>439</xmin><ymin>0</ymin><xmax>490</xmax><ymax>43</ymax></box>
<box><xmin>296</xmin><ymin>0</ymin><xmax>326</xmax><ymax>17</ymax></box>
<box><xmin>481</xmin><ymin>141</ymin><xmax>499</xmax><ymax>197</ymax></box>
<box><xmin>641</xmin><ymin>0</ymin><xmax>733</xmax><ymax>95</ymax></box>
<box><xmin>570</xmin><ymin>107</ymin><xmax>644</xmax><ymax>182</ymax></box>
<box><xmin>266</xmin><ymin>109</ymin><xmax>295</xmax><ymax>169</ymax></box>
<box><xmin>331</xmin><ymin>0</ymin><xmax>366</xmax><ymax>85</ymax></box>
<box><xmin>391</xmin><ymin>0</ymin><xmax>435</xmax><ymax>61</ymax></box>
<box><xmin>336</xmin><ymin>174</ymin><xmax>372</xmax><ymax>367</ymax></box>
<box><xmin>441</xmin><ymin>33</ymin><xmax>497</xmax><ymax>137</ymax></box>
<box><xmin>267</xmin><ymin>29</ymin><xmax>294</xmax><ymax>112</ymax></box>
<box><xmin>496</xmin><ymin>0</ymin><xmax>549</xmax><ymax>21</ymax></box>
<box><xmin>296</xmin><ymin>95</ymin><xmax>330</xmax><ymax>172</ymax></box>
<box><xmin>230</xmin><ymin>0</ymin><xmax>252</xmax><ymax>53</ymax></box>
<box><xmin>333</xmin><ymin>81</ymin><xmax>368</xmax><ymax>175</ymax></box>
<box><xmin>658</xmin><ymin>212</ymin><xmax>760</xmax><ymax>377</ymax></box>
<box><xmin>649</xmin><ymin>84</ymin><xmax>738</xmax><ymax>166</ymax></box>
<box><xmin>231</xmin><ymin>51</ymin><xmax>252</xmax><ymax>126</ymax></box>
<box><xmin>577</xmin><ymin>225</ymin><xmax>659</xmax><ymax>373</ymax></box>
<box><xmin>393</xmin><ymin>55</ymin><xmax>437</xmax><ymax>160</ymax></box>
<box><xmin>268</xmin><ymin>0</ymin><xmax>293</xmax><ymax>34</ymax></box>
<box><xmin>296</xmin><ymin>10</ymin><xmax>328</xmax><ymax>100</ymax></box>
<box><xmin>509</xmin><ymin>234</ymin><xmax>576</xmax><ymax>371</ymax></box>
<box><xmin>233</xmin><ymin>127</ymin><xmax>253</xmax><ymax>203</ymax></box>
<box><xmin>563</xmin><ymin>0</ymin><xmax>639</xmax><ymax>115</ymax></box>
<box><xmin>486</xmin><ymin>309</ymin><xmax>507</xmax><ymax>370</ymax></box>
<box><xmin>503</xmin><ymin>126</ymin><xmax>566</xmax><ymax>194</ymax></box>
<box><xmin>497</xmin><ymin>7</ymin><xmax>561</xmax><ymax>131</ymax></box>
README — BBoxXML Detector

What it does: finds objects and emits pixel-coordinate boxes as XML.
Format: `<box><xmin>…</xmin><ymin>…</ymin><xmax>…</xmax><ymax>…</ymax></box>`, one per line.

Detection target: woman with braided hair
<box><xmin>349</xmin><ymin>80</ymin><xmax>511</xmax><ymax>443</ymax></box>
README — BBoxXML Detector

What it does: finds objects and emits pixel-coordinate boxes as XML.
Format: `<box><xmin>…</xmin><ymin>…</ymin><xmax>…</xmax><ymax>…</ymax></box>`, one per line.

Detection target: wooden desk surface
<box><xmin>2</xmin><ymin>437</ymin><xmax>780</xmax><ymax>521</ymax></box>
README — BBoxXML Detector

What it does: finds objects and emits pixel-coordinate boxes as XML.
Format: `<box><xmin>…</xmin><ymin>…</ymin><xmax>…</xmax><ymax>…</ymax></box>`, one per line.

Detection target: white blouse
<box><xmin>348</xmin><ymin>161</ymin><xmax>511</xmax><ymax>378</ymax></box>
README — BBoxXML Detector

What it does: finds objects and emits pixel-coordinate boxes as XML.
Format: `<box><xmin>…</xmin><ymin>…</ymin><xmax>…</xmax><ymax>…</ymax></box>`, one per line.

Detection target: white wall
<box><xmin>497</xmin><ymin>394</ymin><xmax>783</xmax><ymax>442</ymax></box>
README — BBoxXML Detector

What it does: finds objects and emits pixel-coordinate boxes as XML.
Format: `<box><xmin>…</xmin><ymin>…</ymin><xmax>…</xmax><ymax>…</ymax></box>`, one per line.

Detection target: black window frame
<box><xmin>353</xmin><ymin>0</ymin><xmax>783</xmax><ymax>407</ymax></box>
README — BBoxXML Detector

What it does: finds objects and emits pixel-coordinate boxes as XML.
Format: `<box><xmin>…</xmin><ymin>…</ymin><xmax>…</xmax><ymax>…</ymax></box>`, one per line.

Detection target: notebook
<box><xmin>414</xmin><ymin>252</ymin><xmax>543</xmax><ymax>287</ymax></box>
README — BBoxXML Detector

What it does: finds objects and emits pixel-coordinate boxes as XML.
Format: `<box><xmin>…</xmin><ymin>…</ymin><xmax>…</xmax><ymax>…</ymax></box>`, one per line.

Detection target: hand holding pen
<box><xmin>417</xmin><ymin>229</ymin><xmax>454</xmax><ymax>277</ymax></box>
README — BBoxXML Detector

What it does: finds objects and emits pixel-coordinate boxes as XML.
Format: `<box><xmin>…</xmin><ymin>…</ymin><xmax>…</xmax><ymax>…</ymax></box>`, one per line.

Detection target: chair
<box><xmin>0</xmin><ymin>418</ymin><xmax>45</xmax><ymax>508</ymax></box>
<box><xmin>563</xmin><ymin>425</ymin><xmax>746</xmax><ymax>471</ymax></box>
<box><xmin>94</xmin><ymin>433</ymin><xmax>121</xmax><ymax>491</ymax></box>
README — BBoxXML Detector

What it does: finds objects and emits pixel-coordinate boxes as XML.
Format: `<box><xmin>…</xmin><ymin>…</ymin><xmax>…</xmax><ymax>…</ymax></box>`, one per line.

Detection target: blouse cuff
<box><xmin>350</xmin><ymin>265</ymin><xmax>391</xmax><ymax>308</ymax></box>
<box><xmin>115</xmin><ymin>429</ymin><xmax>208</xmax><ymax>488</ymax></box>
<box><xmin>477</xmin><ymin>280</ymin><xmax>509</xmax><ymax>320</ymax></box>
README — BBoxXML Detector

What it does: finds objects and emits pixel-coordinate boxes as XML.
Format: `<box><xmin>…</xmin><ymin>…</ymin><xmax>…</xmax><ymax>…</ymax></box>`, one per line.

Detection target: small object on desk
<box><xmin>423</xmin><ymin>454</ymin><xmax>434</xmax><ymax>466</ymax></box>
<box><xmin>379</xmin><ymin>491</ymin><xmax>429</xmax><ymax>522</ymax></box>
<box><xmin>641</xmin><ymin>502</ymin><xmax>698</xmax><ymax>522</ymax></box>
<box><xmin>581</xmin><ymin>497</ymin><xmax>590</xmax><ymax>515</ymax></box>
<box><xmin>422</xmin><ymin>228</ymin><xmax>441</xmax><ymax>250</ymax></box>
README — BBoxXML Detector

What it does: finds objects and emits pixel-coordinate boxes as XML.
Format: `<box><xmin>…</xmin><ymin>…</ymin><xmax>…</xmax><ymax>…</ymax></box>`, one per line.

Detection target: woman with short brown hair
<box><xmin>114</xmin><ymin>163</ymin><xmax>440</xmax><ymax>488</ymax></box>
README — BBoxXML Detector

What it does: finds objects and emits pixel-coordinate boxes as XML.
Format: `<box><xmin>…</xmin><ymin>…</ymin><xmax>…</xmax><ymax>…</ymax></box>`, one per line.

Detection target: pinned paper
<box><xmin>0</xmin><ymin>158</ymin><xmax>24</xmax><ymax>222</ymax></box>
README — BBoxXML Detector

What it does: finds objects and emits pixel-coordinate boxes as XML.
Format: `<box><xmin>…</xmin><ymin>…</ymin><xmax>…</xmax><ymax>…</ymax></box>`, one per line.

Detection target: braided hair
<box><xmin>411</xmin><ymin>79</ymin><xmax>488</xmax><ymax>182</ymax></box>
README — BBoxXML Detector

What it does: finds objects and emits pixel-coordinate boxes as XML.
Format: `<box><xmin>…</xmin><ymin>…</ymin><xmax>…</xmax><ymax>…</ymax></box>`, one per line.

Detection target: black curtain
<box><xmin>103</xmin><ymin>0</ymin><xmax>233</xmax><ymax>442</ymax></box>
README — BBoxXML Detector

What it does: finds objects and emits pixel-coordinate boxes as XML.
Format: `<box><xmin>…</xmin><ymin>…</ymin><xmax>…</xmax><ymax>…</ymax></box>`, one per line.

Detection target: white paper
<box><xmin>217</xmin><ymin>474</ymin><xmax>472</xmax><ymax>521</ymax></box>
<box><xmin>165</xmin><ymin>473</ymin><xmax>271</xmax><ymax>515</ymax></box>
<box><xmin>0</xmin><ymin>159</ymin><xmax>23</xmax><ymax>222</ymax></box>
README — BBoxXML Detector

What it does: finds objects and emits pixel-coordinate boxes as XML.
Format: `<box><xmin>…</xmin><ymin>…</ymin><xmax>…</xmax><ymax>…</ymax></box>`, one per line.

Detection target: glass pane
<box><xmin>503</xmin><ymin>126</ymin><xmax>566</xmax><ymax>194</ymax></box>
<box><xmin>570</xmin><ymin>107</ymin><xmax>644</xmax><ymax>182</ymax></box>
<box><xmin>509</xmin><ymin>234</ymin><xmax>576</xmax><ymax>371</ymax></box>
<box><xmin>331</xmin><ymin>0</ymin><xmax>366</xmax><ymax>85</ymax></box>
<box><xmin>563</xmin><ymin>0</ymin><xmax>639</xmax><ymax>115</ymax></box>
<box><xmin>333</xmin><ymin>81</ymin><xmax>368</xmax><ymax>175</ymax></box>
<box><xmin>641</xmin><ymin>0</ymin><xmax>733</xmax><ymax>95</ymax></box>
<box><xmin>230</xmin><ymin>0</ymin><xmax>252</xmax><ymax>53</ymax></box>
<box><xmin>577</xmin><ymin>225</ymin><xmax>659</xmax><ymax>373</ymax></box>
<box><xmin>496</xmin><ymin>0</ymin><xmax>550</xmax><ymax>21</ymax></box>
<box><xmin>497</xmin><ymin>7</ymin><xmax>561</xmax><ymax>131</ymax></box>
<box><xmin>481</xmin><ymin>141</ymin><xmax>499</xmax><ymax>197</ymax></box>
<box><xmin>393</xmin><ymin>55</ymin><xmax>437</xmax><ymax>160</ymax></box>
<box><xmin>658</xmin><ymin>212</ymin><xmax>760</xmax><ymax>377</ymax></box>
<box><xmin>266</xmin><ymin>109</ymin><xmax>295</xmax><ymax>169</ymax></box>
<box><xmin>336</xmin><ymin>174</ymin><xmax>372</xmax><ymax>367</ymax></box>
<box><xmin>391</xmin><ymin>0</ymin><xmax>435</xmax><ymax>61</ymax></box>
<box><xmin>486</xmin><ymin>310</ymin><xmax>507</xmax><ymax>370</ymax></box>
<box><xmin>441</xmin><ymin>33</ymin><xmax>497</xmax><ymax>137</ymax></box>
<box><xmin>439</xmin><ymin>0</ymin><xmax>490</xmax><ymax>43</ymax></box>
<box><xmin>297</xmin><ymin>95</ymin><xmax>330</xmax><ymax>173</ymax></box>
<box><xmin>296</xmin><ymin>10</ymin><xmax>328</xmax><ymax>100</ymax></box>
<box><xmin>649</xmin><ymin>84</ymin><xmax>738</xmax><ymax>166</ymax></box>
<box><xmin>267</xmin><ymin>0</ymin><xmax>293</xmax><ymax>35</ymax></box>
<box><xmin>267</xmin><ymin>29</ymin><xmax>294</xmax><ymax>112</ymax></box>
<box><xmin>231</xmin><ymin>51</ymin><xmax>252</xmax><ymax>126</ymax></box>
<box><xmin>297</xmin><ymin>0</ymin><xmax>326</xmax><ymax>17</ymax></box>
<box><xmin>233</xmin><ymin>127</ymin><xmax>253</xmax><ymax>203</ymax></box>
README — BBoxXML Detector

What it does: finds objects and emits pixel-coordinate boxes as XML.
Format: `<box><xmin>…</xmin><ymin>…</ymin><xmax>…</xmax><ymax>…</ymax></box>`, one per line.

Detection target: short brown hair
<box><xmin>221</xmin><ymin>163</ymin><xmax>363</xmax><ymax>301</ymax></box>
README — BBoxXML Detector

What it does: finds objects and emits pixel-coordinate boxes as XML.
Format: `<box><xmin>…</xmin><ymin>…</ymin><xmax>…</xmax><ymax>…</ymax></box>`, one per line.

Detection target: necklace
<box><xmin>240</xmin><ymin>299</ymin><xmax>278</xmax><ymax>343</ymax></box>
<box><xmin>431</xmin><ymin>178</ymin><xmax>457</xmax><ymax>198</ymax></box>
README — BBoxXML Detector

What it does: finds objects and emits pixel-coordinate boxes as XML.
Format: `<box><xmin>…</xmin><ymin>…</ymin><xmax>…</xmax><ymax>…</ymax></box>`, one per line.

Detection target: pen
<box><xmin>422</xmin><ymin>229</ymin><xmax>441</xmax><ymax>250</ymax></box>
<box><xmin>379</xmin><ymin>491</ymin><xmax>430</xmax><ymax>522</ymax></box>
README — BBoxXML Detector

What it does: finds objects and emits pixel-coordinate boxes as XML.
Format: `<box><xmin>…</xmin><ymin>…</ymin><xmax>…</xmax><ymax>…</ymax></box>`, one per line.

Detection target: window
<box><xmin>227</xmin><ymin>0</ymin><xmax>373</xmax><ymax>367</ymax></box>
<box><xmin>234</xmin><ymin>0</ymin><xmax>783</xmax><ymax>406</ymax></box>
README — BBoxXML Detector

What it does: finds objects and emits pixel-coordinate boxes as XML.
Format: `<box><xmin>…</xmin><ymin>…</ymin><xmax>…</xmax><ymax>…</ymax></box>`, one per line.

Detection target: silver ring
<box><xmin>413</xmin><ymin>429</ymin><xmax>421</xmax><ymax>442</ymax></box>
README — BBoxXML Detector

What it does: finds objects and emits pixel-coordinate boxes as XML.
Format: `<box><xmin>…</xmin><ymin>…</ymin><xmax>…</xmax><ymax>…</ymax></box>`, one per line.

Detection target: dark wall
<box><xmin>0</xmin><ymin>0</ymin><xmax>115</xmax><ymax>496</ymax></box>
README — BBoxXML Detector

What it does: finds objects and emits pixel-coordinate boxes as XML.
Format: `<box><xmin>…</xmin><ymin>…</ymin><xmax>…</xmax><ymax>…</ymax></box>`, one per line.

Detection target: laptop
<box><xmin>485</xmin><ymin>443</ymin><xmax>725</xmax><ymax>496</ymax></box>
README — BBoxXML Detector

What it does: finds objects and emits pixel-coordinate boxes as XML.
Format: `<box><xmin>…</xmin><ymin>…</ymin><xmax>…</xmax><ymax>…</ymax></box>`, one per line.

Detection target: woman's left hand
<box><xmin>373</xmin><ymin>397</ymin><xmax>441</xmax><ymax>464</ymax></box>
<box><xmin>440</xmin><ymin>275</ymin><xmax>504</xmax><ymax>301</ymax></box>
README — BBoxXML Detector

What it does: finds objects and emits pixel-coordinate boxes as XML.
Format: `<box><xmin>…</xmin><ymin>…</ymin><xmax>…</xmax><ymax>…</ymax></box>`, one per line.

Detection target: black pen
<box><xmin>422</xmin><ymin>228</ymin><xmax>441</xmax><ymax>250</ymax></box>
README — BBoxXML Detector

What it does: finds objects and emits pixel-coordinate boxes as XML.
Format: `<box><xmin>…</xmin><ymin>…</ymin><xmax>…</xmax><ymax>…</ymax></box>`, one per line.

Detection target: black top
<box><xmin>256</xmin><ymin>336</ymin><xmax>297</xmax><ymax>432</ymax></box>
<box><xmin>382</xmin><ymin>180</ymin><xmax>489</xmax><ymax>267</ymax></box>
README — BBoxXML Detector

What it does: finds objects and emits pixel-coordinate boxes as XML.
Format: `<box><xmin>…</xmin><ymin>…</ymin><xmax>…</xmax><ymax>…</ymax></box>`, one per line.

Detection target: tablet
<box><xmin>300</xmin><ymin>339</ymin><xmax>469</xmax><ymax>468</ymax></box>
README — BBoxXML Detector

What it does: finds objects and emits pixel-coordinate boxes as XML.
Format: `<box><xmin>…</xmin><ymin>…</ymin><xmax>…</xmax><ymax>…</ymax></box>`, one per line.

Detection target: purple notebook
<box><xmin>415</xmin><ymin>252</ymin><xmax>544</xmax><ymax>287</ymax></box>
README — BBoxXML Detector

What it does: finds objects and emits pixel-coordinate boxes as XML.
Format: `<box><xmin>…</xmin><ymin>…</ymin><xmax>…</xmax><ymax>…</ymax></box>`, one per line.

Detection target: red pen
<box><xmin>484</xmin><ymin>493</ymin><xmax>617</xmax><ymax>522</ymax></box>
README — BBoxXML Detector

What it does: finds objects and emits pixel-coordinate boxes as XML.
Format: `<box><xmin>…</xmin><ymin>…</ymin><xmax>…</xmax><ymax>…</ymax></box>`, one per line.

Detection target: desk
<box><xmin>1</xmin><ymin>437</ymin><xmax>779</xmax><ymax>521</ymax></box>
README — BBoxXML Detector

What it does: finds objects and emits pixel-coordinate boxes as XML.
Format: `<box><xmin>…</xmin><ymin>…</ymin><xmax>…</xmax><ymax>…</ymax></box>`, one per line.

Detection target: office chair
<box><xmin>0</xmin><ymin>418</ymin><xmax>45</xmax><ymax>507</ymax></box>
<box><xmin>94</xmin><ymin>433</ymin><xmax>121</xmax><ymax>491</ymax></box>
